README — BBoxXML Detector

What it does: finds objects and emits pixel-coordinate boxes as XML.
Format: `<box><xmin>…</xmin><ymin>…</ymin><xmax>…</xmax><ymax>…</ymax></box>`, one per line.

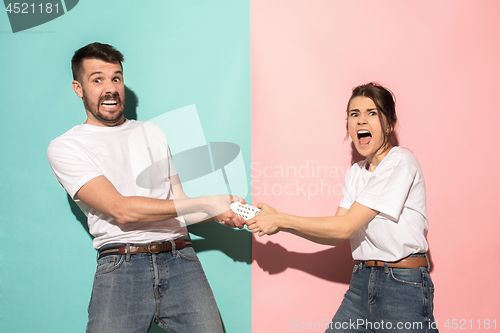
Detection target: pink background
<box><xmin>251</xmin><ymin>0</ymin><xmax>500</xmax><ymax>331</ymax></box>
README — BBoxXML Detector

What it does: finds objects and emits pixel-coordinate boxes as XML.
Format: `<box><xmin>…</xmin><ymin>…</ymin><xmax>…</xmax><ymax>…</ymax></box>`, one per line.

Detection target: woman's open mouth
<box><xmin>357</xmin><ymin>129</ymin><xmax>372</xmax><ymax>146</ymax></box>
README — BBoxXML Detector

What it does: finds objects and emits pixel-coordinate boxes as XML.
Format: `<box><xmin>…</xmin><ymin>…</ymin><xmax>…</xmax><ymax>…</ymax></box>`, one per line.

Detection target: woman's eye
<box><xmin>349</xmin><ymin>112</ymin><xmax>358</xmax><ymax>117</ymax></box>
<box><xmin>369</xmin><ymin>111</ymin><xmax>377</xmax><ymax>116</ymax></box>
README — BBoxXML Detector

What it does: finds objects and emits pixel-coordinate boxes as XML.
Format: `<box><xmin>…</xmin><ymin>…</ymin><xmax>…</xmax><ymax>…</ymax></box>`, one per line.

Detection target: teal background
<box><xmin>0</xmin><ymin>1</ymin><xmax>251</xmax><ymax>332</ymax></box>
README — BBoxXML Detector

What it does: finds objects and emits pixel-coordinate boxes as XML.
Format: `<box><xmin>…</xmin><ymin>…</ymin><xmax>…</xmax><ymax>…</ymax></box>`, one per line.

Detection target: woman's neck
<box><xmin>366</xmin><ymin>144</ymin><xmax>394</xmax><ymax>172</ymax></box>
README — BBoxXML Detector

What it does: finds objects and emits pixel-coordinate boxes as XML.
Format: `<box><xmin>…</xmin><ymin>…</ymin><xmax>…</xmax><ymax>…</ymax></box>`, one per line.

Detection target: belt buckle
<box><xmin>147</xmin><ymin>242</ymin><xmax>162</xmax><ymax>254</ymax></box>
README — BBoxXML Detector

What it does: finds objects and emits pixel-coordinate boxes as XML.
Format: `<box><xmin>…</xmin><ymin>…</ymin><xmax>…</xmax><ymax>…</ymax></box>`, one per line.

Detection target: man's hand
<box><xmin>211</xmin><ymin>195</ymin><xmax>246</xmax><ymax>229</ymax></box>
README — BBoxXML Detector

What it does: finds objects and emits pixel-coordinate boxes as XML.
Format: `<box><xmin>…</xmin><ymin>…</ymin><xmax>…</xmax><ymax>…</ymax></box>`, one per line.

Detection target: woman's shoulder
<box><xmin>392</xmin><ymin>146</ymin><xmax>420</xmax><ymax>162</ymax></box>
<box><xmin>388</xmin><ymin>146</ymin><xmax>423</xmax><ymax>173</ymax></box>
<box><xmin>350</xmin><ymin>159</ymin><xmax>367</xmax><ymax>171</ymax></box>
<box><xmin>344</xmin><ymin>159</ymin><xmax>367</xmax><ymax>181</ymax></box>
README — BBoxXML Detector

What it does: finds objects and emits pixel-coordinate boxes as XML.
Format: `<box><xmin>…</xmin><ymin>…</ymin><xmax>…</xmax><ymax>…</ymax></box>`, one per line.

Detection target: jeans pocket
<box><xmin>176</xmin><ymin>247</ymin><xmax>200</xmax><ymax>262</ymax></box>
<box><xmin>95</xmin><ymin>255</ymin><xmax>125</xmax><ymax>276</ymax></box>
<box><xmin>423</xmin><ymin>270</ymin><xmax>436</xmax><ymax>317</ymax></box>
<box><xmin>389</xmin><ymin>267</ymin><xmax>423</xmax><ymax>286</ymax></box>
<box><xmin>427</xmin><ymin>286</ymin><xmax>435</xmax><ymax>314</ymax></box>
<box><xmin>352</xmin><ymin>262</ymin><xmax>362</xmax><ymax>274</ymax></box>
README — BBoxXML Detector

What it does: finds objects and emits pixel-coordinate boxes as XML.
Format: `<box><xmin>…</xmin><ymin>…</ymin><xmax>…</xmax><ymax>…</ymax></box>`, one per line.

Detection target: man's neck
<box><xmin>84</xmin><ymin>116</ymin><xmax>126</xmax><ymax>127</ymax></box>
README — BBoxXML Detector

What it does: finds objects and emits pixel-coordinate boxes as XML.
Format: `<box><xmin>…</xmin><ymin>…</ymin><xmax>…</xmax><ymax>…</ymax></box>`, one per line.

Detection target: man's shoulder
<box><xmin>50</xmin><ymin>119</ymin><xmax>144</xmax><ymax>141</ymax></box>
<box><xmin>48</xmin><ymin>124</ymin><xmax>87</xmax><ymax>149</ymax></box>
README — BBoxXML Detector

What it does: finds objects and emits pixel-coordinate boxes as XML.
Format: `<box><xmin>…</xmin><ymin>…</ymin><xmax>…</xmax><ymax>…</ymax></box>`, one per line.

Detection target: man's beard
<box><xmin>83</xmin><ymin>92</ymin><xmax>125</xmax><ymax>125</ymax></box>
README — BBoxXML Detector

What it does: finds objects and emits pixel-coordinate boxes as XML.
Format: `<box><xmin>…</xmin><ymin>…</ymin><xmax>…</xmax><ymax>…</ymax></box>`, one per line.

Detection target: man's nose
<box><xmin>104</xmin><ymin>80</ymin><xmax>118</xmax><ymax>94</ymax></box>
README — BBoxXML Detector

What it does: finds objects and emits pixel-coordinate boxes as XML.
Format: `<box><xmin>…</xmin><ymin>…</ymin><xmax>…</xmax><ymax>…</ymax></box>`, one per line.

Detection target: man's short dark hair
<box><xmin>71</xmin><ymin>42</ymin><xmax>124</xmax><ymax>82</ymax></box>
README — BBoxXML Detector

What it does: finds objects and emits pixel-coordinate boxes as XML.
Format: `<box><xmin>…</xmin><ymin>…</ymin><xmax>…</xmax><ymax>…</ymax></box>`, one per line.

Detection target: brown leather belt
<box><xmin>363</xmin><ymin>256</ymin><xmax>428</xmax><ymax>269</ymax></box>
<box><xmin>98</xmin><ymin>239</ymin><xmax>191</xmax><ymax>259</ymax></box>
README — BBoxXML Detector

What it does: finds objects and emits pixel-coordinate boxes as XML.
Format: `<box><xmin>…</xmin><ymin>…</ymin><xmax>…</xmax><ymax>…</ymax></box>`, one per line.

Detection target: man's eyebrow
<box><xmin>88</xmin><ymin>71</ymin><xmax>102</xmax><ymax>78</ymax></box>
<box><xmin>88</xmin><ymin>70</ymin><xmax>123</xmax><ymax>78</ymax></box>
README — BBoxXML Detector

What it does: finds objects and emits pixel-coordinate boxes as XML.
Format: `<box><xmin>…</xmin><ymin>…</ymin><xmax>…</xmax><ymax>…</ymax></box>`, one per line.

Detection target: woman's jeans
<box><xmin>326</xmin><ymin>255</ymin><xmax>438</xmax><ymax>333</ymax></box>
<box><xmin>86</xmin><ymin>245</ymin><xmax>223</xmax><ymax>333</ymax></box>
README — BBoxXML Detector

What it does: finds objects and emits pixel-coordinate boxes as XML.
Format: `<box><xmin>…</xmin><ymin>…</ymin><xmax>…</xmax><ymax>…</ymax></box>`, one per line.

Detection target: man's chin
<box><xmin>102</xmin><ymin>115</ymin><xmax>125</xmax><ymax>125</ymax></box>
<box><xmin>95</xmin><ymin>110</ymin><xmax>125</xmax><ymax>126</ymax></box>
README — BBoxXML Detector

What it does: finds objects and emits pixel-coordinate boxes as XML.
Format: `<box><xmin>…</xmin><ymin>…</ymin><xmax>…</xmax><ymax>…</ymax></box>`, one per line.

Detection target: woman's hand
<box><xmin>246</xmin><ymin>203</ymin><xmax>284</xmax><ymax>236</ymax></box>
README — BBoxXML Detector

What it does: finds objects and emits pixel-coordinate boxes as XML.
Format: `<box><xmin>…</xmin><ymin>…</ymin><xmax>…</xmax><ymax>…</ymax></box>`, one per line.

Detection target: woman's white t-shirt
<box><xmin>339</xmin><ymin>146</ymin><xmax>429</xmax><ymax>261</ymax></box>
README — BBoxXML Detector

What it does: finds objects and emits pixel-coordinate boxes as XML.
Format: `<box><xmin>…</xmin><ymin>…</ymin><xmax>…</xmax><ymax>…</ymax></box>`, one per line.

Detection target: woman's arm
<box><xmin>283</xmin><ymin>207</ymin><xmax>348</xmax><ymax>246</ymax></box>
<box><xmin>246</xmin><ymin>202</ymin><xmax>377</xmax><ymax>245</ymax></box>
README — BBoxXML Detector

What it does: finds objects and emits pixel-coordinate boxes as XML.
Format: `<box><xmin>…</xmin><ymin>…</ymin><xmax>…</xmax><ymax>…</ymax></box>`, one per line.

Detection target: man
<box><xmin>47</xmin><ymin>42</ymin><xmax>244</xmax><ymax>332</ymax></box>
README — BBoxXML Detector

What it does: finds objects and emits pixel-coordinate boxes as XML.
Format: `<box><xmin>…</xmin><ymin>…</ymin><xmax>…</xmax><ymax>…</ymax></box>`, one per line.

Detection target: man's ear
<box><xmin>72</xmin><ymin>80</ymin><xmax>83</xmax><ymax>98</ymax></box>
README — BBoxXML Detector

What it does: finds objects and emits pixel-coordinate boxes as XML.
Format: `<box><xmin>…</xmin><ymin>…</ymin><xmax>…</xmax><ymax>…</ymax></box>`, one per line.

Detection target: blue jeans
<box><xmin>325</xmin><ymin>255</ymin><xmax>438</xmax><ymax>333</ymax></box>
<box><xmin>86</xmin><ymin>241</ymin><xmax>223</xmax><ymax>333</ymax></box>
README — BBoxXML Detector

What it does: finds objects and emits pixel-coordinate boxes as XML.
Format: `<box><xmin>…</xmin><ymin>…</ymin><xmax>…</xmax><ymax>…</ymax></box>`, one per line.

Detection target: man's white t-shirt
<box><xmin>339</xmin><ymin>146</ymin><xmax>429</xmax><ymax>262</ymax></box>
<box><xmin>47</xmin><ymin>120</ymin><xmax>187</xmax><ymax>249</ymax></box>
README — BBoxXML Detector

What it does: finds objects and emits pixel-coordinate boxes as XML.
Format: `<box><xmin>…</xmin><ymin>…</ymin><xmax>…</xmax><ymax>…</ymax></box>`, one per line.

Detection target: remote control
<box><xmin>230</xmin><ymin>202</ymin><xmax>260</xmax><ymax>220</ymax></box>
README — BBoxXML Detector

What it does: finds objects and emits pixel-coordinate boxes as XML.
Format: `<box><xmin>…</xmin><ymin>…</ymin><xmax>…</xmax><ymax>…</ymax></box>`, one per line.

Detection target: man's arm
<box><xmin>170</xmin><ymin>175</ymin><xmax>246</xmax><ymax>228</ymax></box>
<box><xmin>75</xmin><ymin>175</ymin><xmax>240</xmax><ymax>224</ymax></box>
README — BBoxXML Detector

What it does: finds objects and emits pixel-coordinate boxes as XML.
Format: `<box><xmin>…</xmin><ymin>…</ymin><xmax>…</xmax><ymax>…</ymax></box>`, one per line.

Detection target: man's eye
<box><xmin>93</xmin><ymin>79</ymin><xmax>101</xmax><ymax>83</ymax></box>
<box><xmin>113</xmin><ymin>77</ymin><xmax>121</xmax><ymax>83</ymax></box>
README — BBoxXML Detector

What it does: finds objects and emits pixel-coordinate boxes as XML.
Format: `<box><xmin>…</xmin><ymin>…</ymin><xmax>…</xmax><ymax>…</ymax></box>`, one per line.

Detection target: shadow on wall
<box><xmin>68</xmin><ymin>194</ymin><xmax>94</xmax><ymax>239</ymax></box>
<box><xmin>253</xmin><ymin>239</ymin><xmax>354</xmax><ymax>284</ymax></box>
<box><xmin>124</xmin><ymin>86</ymin><xmax>138</xmax><ymax>121</ymax></box>
<box><xmin>188</xmin><ymin>223</ymin><xmax>252</xmax><ymax>264</ymax></box>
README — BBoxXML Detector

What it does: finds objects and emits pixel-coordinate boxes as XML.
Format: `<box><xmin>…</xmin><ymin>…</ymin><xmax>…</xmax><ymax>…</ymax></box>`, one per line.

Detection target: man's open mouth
<box><xmin>357</xmin><ymin>129</ymin><xmax>372</xmax><ymax>146</ymax></box>
<box><xmin>101</xmin><ymin>100</ymin><xmax>118</xmax><ymax>107</ymax></box>
<box><xmin>99</xmin><ymin>94</ymin><xmax>121</xmax><ymax>109</ymax></box>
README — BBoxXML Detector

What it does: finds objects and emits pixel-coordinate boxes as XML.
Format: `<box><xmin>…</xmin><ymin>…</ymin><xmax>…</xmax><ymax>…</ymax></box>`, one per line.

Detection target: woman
<box><xmin>246</xmin><ymin>83</ymin><xmax>438</xmax><ymax>332</ymax></box>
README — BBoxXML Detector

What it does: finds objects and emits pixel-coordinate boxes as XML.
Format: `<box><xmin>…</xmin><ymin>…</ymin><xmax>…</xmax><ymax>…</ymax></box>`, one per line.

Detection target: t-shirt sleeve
<box><xmin>155</xmin><ymin>124</ymin><xmax>177</xmax><ymax>177</ymax></box>
<box><xmin>338</xmin><ymin>165</ymin><xmax>356</xmax><ymax>210</ymax></box>
<box><xmin>47</xmin><ymin>142</ymin><xmax>103</xmax><ymax>199</ymax></box>
<box><xmin>167</xmin><ymin>145</ymin><xmax>177</xmax><ymax>177</ymax></box>
<box><xmin>355</xmin><ymin>158</ymin><xmax>415</xmax><ymax>222</ymax></box>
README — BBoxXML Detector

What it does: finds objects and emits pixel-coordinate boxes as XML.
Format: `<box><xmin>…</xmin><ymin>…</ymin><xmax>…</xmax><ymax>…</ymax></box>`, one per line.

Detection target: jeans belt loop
<box><xmin>384</xmin><ymin>261</ymin><xmax>389</xmax><ymax>273</ymax></box>
<box><xmin>170</xmin><ymin>239</ymin><xmax>177</xmax><ymax>256</ymax></box>
<box><xmin>126</xmin><ymin>244</ymin><xmax>131</xmax><ymax>261</ymax></box>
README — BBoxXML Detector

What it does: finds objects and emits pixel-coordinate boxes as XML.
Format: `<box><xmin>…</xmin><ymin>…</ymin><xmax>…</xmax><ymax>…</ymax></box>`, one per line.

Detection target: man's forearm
<box><xmin>76</xmin><ymin>175</ymin><xmax>237</xmax><ymax>225</ymax></box>
<box><xmin>113</xmin><ymin>196</ymin><xmax>212</xmax><ymax>224</ymax></box>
